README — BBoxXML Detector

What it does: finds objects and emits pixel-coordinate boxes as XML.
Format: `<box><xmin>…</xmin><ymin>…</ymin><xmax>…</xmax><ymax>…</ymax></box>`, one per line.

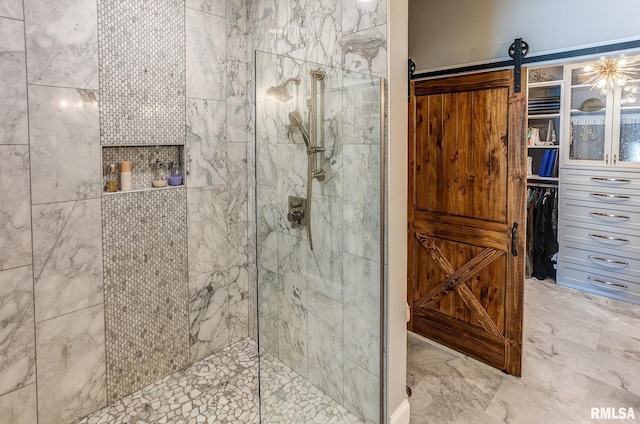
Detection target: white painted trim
<box><xmin>389</xmin><ymin>398</ymin><xmax>411</xmax><ymax>424</ymax></box>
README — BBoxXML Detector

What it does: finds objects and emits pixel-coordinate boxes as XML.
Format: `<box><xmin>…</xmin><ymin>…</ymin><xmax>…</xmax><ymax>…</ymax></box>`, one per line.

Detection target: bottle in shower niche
<box><xmin>168</xmin><ymin>161</ymin><xmax>183</xmax><ymax>186</ymax></box>
<box><xmin>106</xmin><ymin>163</ymin><xmax>118</xmax><ymax>192</ymax></box>
<box><xmin>120</xmin><ymin>160</ymin><xmax>132</xmax><ymax>191</ymax></box>
<box><xmin>152</xmin><ymin>159</ymin><xmax>167</xmax><ymax>188</ymax></box>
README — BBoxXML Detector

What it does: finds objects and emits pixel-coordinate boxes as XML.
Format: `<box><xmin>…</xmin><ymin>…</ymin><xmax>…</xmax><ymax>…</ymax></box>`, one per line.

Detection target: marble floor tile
<box><xmin>74</xmin><ymin>338</ymin><xmax>362</xmax><ymax>424</ymax></box>
<box><xmin>408</xmin><ymin>278</ymin><xmax>640</xmax><ymax>424</ymax></box>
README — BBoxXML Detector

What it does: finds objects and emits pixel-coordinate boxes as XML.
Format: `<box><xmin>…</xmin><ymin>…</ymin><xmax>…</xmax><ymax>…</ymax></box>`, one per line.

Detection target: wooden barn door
<box><xmin>408</xmin><ymin>70</ymin><xmax>526</xmax><ymax>376</ymax></box>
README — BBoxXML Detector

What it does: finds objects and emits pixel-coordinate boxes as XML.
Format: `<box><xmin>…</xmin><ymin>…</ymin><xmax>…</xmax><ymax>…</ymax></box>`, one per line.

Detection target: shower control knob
<box><xmin>287</xmin><ymin>210</ymin><xmax>304</xmax><ymax>223</ymax></box>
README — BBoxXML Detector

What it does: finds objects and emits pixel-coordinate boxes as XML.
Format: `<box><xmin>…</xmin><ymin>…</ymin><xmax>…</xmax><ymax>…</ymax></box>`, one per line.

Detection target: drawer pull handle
<box><xmin>587</xmin><ymin>276</ymin><xmax>628</xmax><ymax>290</ymax></box>
<box><xmin>589</xmin><ymin>233</ymin><xmax>630</xmax><ymax>244</ymax></box>
<box><xmin>588</xmin><ymin>255</ymin><xmax>629</xmax><ymax>267</ymax></box>
<box><xmin>589</xmin><ymin>212</ymin><xmax>630</xmax><ymax>221</ymax></box>
<box><xmin>591</xmin><ymin>177</ymin><xmax>632</xmax><ymax>183</ymax></box>
<box><xmin>590</xmin><ymin>193</ymin><xmax>631</xmax><ymax>200</ymax></box>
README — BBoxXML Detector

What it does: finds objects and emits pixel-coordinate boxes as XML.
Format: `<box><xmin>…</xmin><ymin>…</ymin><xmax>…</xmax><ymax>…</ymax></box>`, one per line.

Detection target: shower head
<box><xmin>288</xmin><ymin>111</ymin><xmax>311</xmax><ymax>150</ymax></box>
<box><xmin>266</xmin><ymin>77</ymin><xmax>301</xmax><ymax>103</ymax></box>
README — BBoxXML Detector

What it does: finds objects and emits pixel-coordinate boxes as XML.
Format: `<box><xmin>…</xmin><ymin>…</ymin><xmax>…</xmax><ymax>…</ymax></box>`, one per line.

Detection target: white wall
<box><xmin>409</xmin><ymin>0</ymin><xmax>640</xmax><ymax>72</ymax></box>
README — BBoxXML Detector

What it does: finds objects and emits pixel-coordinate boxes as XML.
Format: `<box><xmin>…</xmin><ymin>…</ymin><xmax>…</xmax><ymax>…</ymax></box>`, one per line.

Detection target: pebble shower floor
<box><xmin>73</xmin><ymin>338</ymin><xmax>363</xmax><ymax>423</ymax></box>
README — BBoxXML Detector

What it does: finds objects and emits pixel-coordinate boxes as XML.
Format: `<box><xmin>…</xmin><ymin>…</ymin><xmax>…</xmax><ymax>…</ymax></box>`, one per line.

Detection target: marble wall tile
<box><xmin>227</xmin><ymin>142</ymin><xmax>248</xmax><ymax>223</ymax></box>
<box><xmin>188</xmin><ymin>185</ymin><xmax>229</xmax><ymax>275</ymax></box>
<box><xmin>102</xmin><ymin>188</ymin><xmax>189</xmax><ymax>401</ymax></box>
<box><xmin>186</xmin><ymin>99</ymin><xmax>227</xmax><ymax>188</ymax></box>
<box><xmin>307</xmin><ymin>291</ymin><xmax>343</xmax><ymax>403</ymax></box>
<box><xmin>342</xmin><ymin>71</ymin><xmax>382</xmax><ymax>145</ymax></box>
<box><xmin>308</xmin><ymin>0</ymin><xmax>341</xmax><ymax>67</ymax></box>
<box><xmin>248</xmin><ymin>0</ymin><xmax>277</xmax><ymax>55</ymax></box>
<box><xmin>227</xmin><ymin>0</ymin><xmax>249</xmax><ymax>64</ymax></box>
<box><xmin>32</xmin><ymin>198</ymin><xmax>103</xmax><ymax>322</ymax></box>
<box><xmin>189</xmin><ymin>271</ymin><xmax>230</xmax><ymax>362</ymax></box>
<box><xmin>257</xmin><ymin>268</ymin><xmax>280</xmax><ymax>355</ymax></box>
<box><xmin>186</xmin><ymin>8</ymin><xmax>226</xmax><ymax>100</ymax></box>
<box><xmin>343</xmin><ymin>359</ymin><xmax>379</xmax><ymax>424</ymax></box>
<box><xmin>227</xmin><ymin>61</ymin><xmax>248</xmax><ymax>142</ymax></box>
<box><xmin>276</xmin><ymin>143</ymin><xmax>308</xmax><ymax>236</ymax></box>
<box><xmin>0</xmin><ymin>266</ymin><xmax>35</xmax><ymax>397</ymax></box>
<box><xmin>256</xmin><ymin>134</ymin><xmax>278</xmax><ymax>187</ymax></box>
<box><xmin>0</xmin><ymin>145</ymin><xmax>31</xmax><ymax>270</ymax></box>
<box><xmin>187</xmin><ymin>0</ymin><xmax>225</xmax><ymax>17</ymax></box>
<box><xmin>0</xmin><ymin>384</ymin><xmax>37</xmax><ymax>424</ymax></box>
<box><xmin>341</xmin><ymin>0</ymin><xmax>386</xmax><ymax>36</ymax></box>
<box><xmin>275</xmin><ymin>0</ymin><xmax>308</xmax><ymax>56</ymax></box>
<box><xmin>342</xmin><ymin>25</ymin><xmax>387</xmax><ymax>78</ymax></box>
<box><xmin>257</xmin><ymin>185</ymin><xmax>278</xmax><ymax>273</ymax></box>
<box><xmin>97</xmin><ymin>0</ymin><xmax>185</xmax><ymax>146</ymax></box>
<box><xmin>343</xmin><ymin>144</ymin><xmax>380</xmax><ymax>261</ymax></box>
<box><xmin>343</xmin><ymin>253</ymin><xmax>380</xmax><ymax>376</ymax></box>
<box><xmin>278</xmin><ymin>233</ymin><xmax>307</xmax><ymax>330</ymax></box>
<box><xmin>0</xmin><ymin>0</ymin><xmax>23</xmax><ymax>20</ymax></box>
<box><xmin>0</xmin><ymin>18</ymin><xmax>28</xmax><ymax>146</ymax></box>
<box><xmin>29</xmin><ymin>85</ymin><xmax>100</xmax><ymax>204</ymax></box>
<box><xmin>229</xmin><ymin>299</ymin><xmax>249</xmax><ymax>344</ymax></box>
<box><xmin>229</xmin><ymin>221</ymin><xmax>249</xmax><ymax>304</ymax></box>
<box><xmin>24</xmin><ymin>0</ymin><xmax>98</xmax><ymax>89</ymax></box>
<box><xmin>307</xmin><ymin>194</ymin><xmax>343</xmax><ymax>285</ymax></box>
<box><xmin>278</xmin><ymin>319</ymin><xmax>308</xmax><ymax>377</ymax></box>
<box><xmin>36</xmin><ymin>304</ymin><xmax>106</xmax><ymax>424</ymax></box>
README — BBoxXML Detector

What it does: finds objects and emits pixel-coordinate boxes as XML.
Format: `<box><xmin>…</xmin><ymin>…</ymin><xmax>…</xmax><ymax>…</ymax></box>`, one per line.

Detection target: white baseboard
<box><xmin>389</xmin><ymin>398</ymin><xmax>411</xmax><ymax>424</ymax></box>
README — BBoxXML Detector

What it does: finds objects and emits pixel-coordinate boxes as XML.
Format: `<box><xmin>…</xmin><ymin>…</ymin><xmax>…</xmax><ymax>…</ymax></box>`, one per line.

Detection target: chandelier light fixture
<box><xmin>582</xmin><ymin>56</ymin><xmax>640</xmax><ymax>93</ymax></box>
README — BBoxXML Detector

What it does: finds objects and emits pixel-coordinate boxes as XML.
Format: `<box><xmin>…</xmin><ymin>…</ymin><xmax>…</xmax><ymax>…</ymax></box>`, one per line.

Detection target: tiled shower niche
<box><xmin>102</xmin><ymin>145</ymin><xmax>185</xmax><ymax>192</ymax></box>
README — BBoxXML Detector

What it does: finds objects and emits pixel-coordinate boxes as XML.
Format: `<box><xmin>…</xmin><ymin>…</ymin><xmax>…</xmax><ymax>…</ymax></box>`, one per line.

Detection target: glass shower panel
<box><xmin>255</xmin><ymin>51</ymin><xmax>384</xmax><ymax>424</ymax></box>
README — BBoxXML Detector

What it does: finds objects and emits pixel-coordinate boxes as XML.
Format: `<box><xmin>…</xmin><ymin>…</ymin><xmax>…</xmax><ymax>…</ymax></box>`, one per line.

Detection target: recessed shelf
<box><xmin>528</xmin><ymin>145</ymin><xmax>560</xmax><ymax>149</ymax></box>
<box><xmin>102</xmin><ymin>185</ymin><xmax>185</xmax><ymax>196</ymax></box>
<box><xmin>527</xmin><ymin>176</ymin><xmax>559</xmax><ymax>182</ymax></box>
<box><xmin>528</xmin><ymin>113</ymin><xmax>560</xmax><ymax>119</ymax></box>
<box><xmin>529</xmin><ymin>81</ymin><xmax>562</xmax><ymax>88</ymax></box>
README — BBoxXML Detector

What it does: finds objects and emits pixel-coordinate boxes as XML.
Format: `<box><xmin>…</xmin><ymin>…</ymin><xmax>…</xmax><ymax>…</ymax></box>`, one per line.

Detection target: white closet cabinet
<box><xmin>558</xmin><ymin>59</ymin><xmax>640</xmax><ymax>304</ymax></box>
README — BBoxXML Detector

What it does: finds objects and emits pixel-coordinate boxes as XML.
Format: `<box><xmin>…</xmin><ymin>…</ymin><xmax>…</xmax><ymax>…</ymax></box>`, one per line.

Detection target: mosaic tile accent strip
<box><xmin>98</xmin><ymin>0</ymin><xmax>186</xmax><ymax>145</ymax></box>
<box><xmin>102</xmin><ymin>188</ymin><xmax>189</xmax><ymax>402</ymax></box>
<box><xmin>102</xmin><ymin>145</ymin><xmax>184</xmax><ymax>191</ymax></box>
<box><xmin>74</xmin><ymin>338</ymin><xmax>363</xmax><ymax>424</ymax></box>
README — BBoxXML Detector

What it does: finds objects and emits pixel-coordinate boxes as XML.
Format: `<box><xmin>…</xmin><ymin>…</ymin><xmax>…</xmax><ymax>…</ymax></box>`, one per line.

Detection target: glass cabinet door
<box><xmin>613</xmin><ymin>68</ymin><xmax>640</xmax><ymax>167</ymax></box>
<box><xmin>565</xmin><ymin>65</ymin><xmax>613</xmax><ymax>166</ymax></box>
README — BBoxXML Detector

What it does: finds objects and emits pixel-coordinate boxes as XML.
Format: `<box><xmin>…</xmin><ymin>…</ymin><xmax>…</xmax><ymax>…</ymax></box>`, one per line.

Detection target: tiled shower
<box><xmin>0</xmin><ymin>0</ymin><xmax>387</xmax><ymax>422</ymax></box>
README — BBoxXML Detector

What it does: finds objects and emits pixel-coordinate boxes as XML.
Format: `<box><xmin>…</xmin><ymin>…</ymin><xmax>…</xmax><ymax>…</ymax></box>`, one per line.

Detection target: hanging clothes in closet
<box><xmin>526</xmin><ymin>184</ymin><xmax>558</xmax><ymax>280</ymax></box>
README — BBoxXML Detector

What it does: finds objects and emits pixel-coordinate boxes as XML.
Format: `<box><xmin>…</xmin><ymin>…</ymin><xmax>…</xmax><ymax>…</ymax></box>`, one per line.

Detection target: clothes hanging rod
<box><xmin>410</xmin><ymin>38</ymin><xmax>640</xmax><ymax>80</ymax></box>
<box><xmin>527</xmin><ymin>182</ymin><xmax>558</xmax><ymax>189</ymax></box>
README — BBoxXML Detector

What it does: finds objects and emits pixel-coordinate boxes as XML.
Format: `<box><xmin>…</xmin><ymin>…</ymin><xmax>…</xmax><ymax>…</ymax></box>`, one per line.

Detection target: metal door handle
<box><xmin>511</xmin><ymin>221</ymin><xmax>518</xmax><ymax>257</ymax></box>
<box><xmin>590</xmin><ymin>193</ymin><xmax>631</xmax><ymax>200</ymax></box>
<box><xmin>587</xmin><ymin>276</ymin><xmax>628</xmax><ymax>290</ymax></box>
<box><xmin>588</xmin><ymin>233</ymin><xmax>630</xmax><ymax>244</ymax></box>
<box><xmin>588</xmin><ymin>255</ymin><xmax>629</xmax><ymax>267</ymax></box>
<box><xmin>591</xmin><ymin>177</ymin><xmax>631</xmax><ymax>183</ymax></box>
<box><xmin>589</xmin><ymin>212</ymin><xmax>630</xmax><ymax>221</ymax></box>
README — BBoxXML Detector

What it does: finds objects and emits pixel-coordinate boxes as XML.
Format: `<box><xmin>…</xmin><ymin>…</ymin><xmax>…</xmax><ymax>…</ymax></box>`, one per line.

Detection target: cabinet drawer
<box><xmin>559</xmin><ymin>241</ymin><xmax>640</xmax><ymax>279</ymax></box>
<box><xmin>559</xmin><ymin>198</ymin><xmax>640</xmax><ymax>233</ymax></box>
<box><xmin>557</xmin><ymin>261</ymin><xmax>640</xmax><ymax>304</ymax></box>
<box><xmin>560</xmin><ymin>168</ymin><xmax>640</xmax><ymax>191</ymax></box>
<box><xmin>559</xmin><ymin>221</ymin><xmax>640</xmax><ymax>255</ymax></box>
<box><xmin>560</xmin><ymin>184</ymin><xmax>640</xmax><ymax>208</ymax></box>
